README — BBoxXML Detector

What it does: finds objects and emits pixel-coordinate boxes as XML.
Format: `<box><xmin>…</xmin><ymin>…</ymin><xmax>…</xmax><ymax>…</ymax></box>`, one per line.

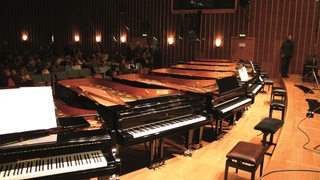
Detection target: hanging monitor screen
<box><xmin>171</xmin><ymin>0</ymin><xmax>238</xmax><ymax>14</ymax></box>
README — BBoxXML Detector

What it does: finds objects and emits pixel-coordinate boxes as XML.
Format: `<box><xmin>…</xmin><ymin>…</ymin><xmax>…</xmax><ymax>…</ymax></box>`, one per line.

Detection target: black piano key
<box><xmin>61</xmin><ymin>157</ymin><xmax>64</xmax><ymax>168</ymax></box>
<box><xmin>83</xmin><ymin>154</ymin><xmax>88</xmax><ymax>164</ymax></box>
<box><xmin>76</xmin><ymin>155</ymin><xmax>80</xmax><ymax>166</ymax></box>
<box><xmin>13</xmin><ymin>162</ymin><xmax>18</xmax><ymax>175</ymax></box>
<box><xmin>79</xmin><ymin>154</ymin><xmax>84</xmax><ymax>165</ymax></box>
<box><xmin>29</xmin><ymin>161</ymin><xmax>33</xmax><ymax>173</ymax></box>
<box><xmin>19</xmin><ymin>162</ymin><xmax>24</xmax><ymax>175</ymax></box>
<box><xmin>42</xmin><ymin>159</ymin><xmax>45</xmax><ymax>171</ymax></box>
<box><xmin>68</xmin><ymin>156</ymin><xmax>73</xmax><ymax>166</ymax></box>
<box><xmin>55</xmin><ymin>157</ymin><xmax>58</xmax><ymax>169</ymax></box>
<box><xmin>35</xmin><ymin>160</ymin><xmax>38</xmax><ymax>172</ymax></box>
<box><xmin>50</xmin><ymin>158</ymin><xmax>53</xmax><ymax>170</ymax></box>
<box><xmin>86</xmin><ymin>154</ymin><xmax>92</xmax><ymax>164</ymax></box>
<box><xmin>77</xmin><ymin>155</ymin><xmax>82</xmax><ymax>165</ymax></box>
<box><xmin>95</xmin><ymin>152</ymin><xmax>102</xmax><ymax>162</ymax></box>
<box><xmin>91</xmin><ymin>152</ymin><xmax>97</xmax><ymax>163</ymax></box>
<box><xmin>58</xmin><ymin>157</ymin><xmax>62</xmax><ymax>169</ymax></box>
<box><xmin>3</xmin><ymin>164</ymin><xmax>9</xmax><ymax>177</ymax></box>
<box><xmin>66</xmin><ymin>156</ymin><xmax>70</xmax><ymax>167</ymax></box>
<box><xmin>47</xmin><ymin>159</ymin><xmax>50</xmax><ymax>170</ymax></box>
<box><xmin>25</xmin><ymin>161</ymin><xmax>29</xmax><ymax>174</ymax></box>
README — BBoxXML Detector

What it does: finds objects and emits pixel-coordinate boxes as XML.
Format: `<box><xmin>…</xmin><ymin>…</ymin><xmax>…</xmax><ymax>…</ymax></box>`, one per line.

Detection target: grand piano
<box><xmin>0</xmin><ymin>87</ymin><xmax>120</xmax><ymax>179</ymax></box>
<box><xmin>55</xmin><ymin>78</ymin><xmax>211</xmax><ymax>168</ymax></box>
<box><xmin>113</xmin><ymin>73</ymin><xmax>254</xmax><ymax>140</ymax></box>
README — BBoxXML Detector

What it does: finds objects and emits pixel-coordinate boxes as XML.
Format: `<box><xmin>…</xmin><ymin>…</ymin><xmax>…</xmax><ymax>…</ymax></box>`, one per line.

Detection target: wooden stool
<box><xmin>224</xmin><ymin>141</ymin><xmax>266</xmax><ymax>180</ymax></box>
<box><xmin>269</xmin><ymin>99</ymin><xmax>286</xmax><ymax>120</ymax></box>
<box><xmin>270</xmin><ymin>87</ymin><xmax>286</xmax><ymax>101</ymax></box>
<box><xmin>263</xmin><ymin>79</ymin><xmax>274</xmax><ymax>92</ymax></box>
<box><xmin>254</xmin><ymin>118</ymin><xmax>284</xmax><ymax>155</ymax></box>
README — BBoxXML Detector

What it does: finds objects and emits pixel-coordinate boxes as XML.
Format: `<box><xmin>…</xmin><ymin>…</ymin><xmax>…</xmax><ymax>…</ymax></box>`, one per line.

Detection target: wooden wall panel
<box><xmin>0</xmin><ymin>0</ymin><xmax>319</xmax><ymax>77</ymax></box>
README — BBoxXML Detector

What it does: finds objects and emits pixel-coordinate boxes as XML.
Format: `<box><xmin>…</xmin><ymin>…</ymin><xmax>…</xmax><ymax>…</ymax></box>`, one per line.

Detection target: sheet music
<box><xmin>238</xmin><ymin>66</ymin><xmax>249</xmax><ymax>81</ymax></box>
<box><xmin>0</xmin><ymin>87</ymin><xmax>57</xmax><ymax>135</ymax></box>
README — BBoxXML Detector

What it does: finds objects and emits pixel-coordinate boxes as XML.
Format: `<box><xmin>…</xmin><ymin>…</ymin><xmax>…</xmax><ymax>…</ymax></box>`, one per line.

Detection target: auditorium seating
<box><xmin>31</xmin><ymin>68</ymin><xmax>92</xmax><ymax>86</ymax></box>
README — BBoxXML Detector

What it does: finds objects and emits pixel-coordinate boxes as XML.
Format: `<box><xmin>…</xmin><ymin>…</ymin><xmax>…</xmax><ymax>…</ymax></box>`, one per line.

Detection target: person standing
<box><xmin>280</xmin><ymin>34</ymin><xmax>294</xmax><ymax>78</ymax></box>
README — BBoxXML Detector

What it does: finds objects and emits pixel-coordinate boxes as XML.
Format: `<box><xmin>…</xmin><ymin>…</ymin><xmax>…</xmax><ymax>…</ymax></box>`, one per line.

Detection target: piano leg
<box><xmin>184</xmin><ymin>129</ymin><xmax>194</xmax><ymax>156</ymax></box>
<box><xmin>212</xmin><ymin>118</ymin><xmax>224</xmax><ymax>140</ymax></box>
<box><xmin>148</xmin><ymin>138</ymin><xmax>165</xmax><ymax>169</ymax></box>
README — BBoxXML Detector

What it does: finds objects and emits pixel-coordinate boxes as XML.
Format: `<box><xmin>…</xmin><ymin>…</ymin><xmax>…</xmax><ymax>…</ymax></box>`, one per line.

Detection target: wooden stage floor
<box><xmin>113</xmin><ymin>74</ymin><xmax>320</xmax><ymax>180</ymax></box>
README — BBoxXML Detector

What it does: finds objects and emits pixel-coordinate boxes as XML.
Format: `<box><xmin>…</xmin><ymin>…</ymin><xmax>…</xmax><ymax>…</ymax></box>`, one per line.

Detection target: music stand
<box><xmin>303</xmin><ymin>56</ymin><xmax>320</xmax><ymax>90</ymax></box>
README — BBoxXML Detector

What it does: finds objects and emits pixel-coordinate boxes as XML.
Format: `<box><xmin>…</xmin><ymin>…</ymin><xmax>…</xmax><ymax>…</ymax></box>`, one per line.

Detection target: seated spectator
<box><xmin>18</xmin><ymin>67</ymin><xmax>33</xmax><ymax>86</ymax></box>
<box><xmin>0</xmin><ymin>67</ymin><xmax>20</xmax><ymax>87</ymax></box>
<box><xmin>50</xmin><ymin>57</ymin><xmax>65</xmax><ymax>73</ymax></box>
<box><xmin>72</xmin><ymin>60</ymin><xmax>82</xmax><ymax>70</ymax></box>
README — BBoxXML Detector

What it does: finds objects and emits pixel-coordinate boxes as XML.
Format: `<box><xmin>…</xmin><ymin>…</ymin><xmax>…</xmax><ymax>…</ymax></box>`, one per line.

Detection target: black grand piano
<box><xmin>0</xmin><ymin>87</ymin><xmax>120</xmax><ymax>179</ymax></box>
<box><xmin>55</xmin><ymin>78</ymin><xmax>211</xmax><ymax>168</ymax></box>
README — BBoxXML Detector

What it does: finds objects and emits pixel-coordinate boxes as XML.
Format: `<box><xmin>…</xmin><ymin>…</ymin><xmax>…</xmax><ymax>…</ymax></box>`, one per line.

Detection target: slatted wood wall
<box><xmin>0</xmin><ymin>0</ymin><xmax>319</xmax><ymax>77</ymax></box>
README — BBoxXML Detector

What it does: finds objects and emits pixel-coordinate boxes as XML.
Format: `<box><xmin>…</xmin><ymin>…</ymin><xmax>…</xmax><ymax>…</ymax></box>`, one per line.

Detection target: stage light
<box><xmin>22</xmin><ymin>34</ymin><xmax>28</xmax><ymax>41</ymax></box>
<box><xmin>215</xmin><ymin>38</ymin><xmax>222</xmax><ymax>47</ymax></box>
<box><xmin>120</xmin><ymin>36</ymin><xmax>126</xmax><ymax>43</ymax></box>
<box><xmin>168</xmin><ymin>37</ymin><xmax>174</xmax><ymax>45</ymax></box>
<box><xmin>96</xmin><ymin>35</ymin><xmax>101</xmax><ymax>43</ymax></box>
<box><xmin>74</xmin><ymin>35</ymin><xmax>80</xmax><ymax>42</ymax></box>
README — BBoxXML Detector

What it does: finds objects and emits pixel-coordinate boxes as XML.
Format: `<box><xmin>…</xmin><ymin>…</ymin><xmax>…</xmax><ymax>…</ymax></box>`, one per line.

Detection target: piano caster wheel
<box><xmin>192</xmin><ymin>143</ymin><xmax>202</xmax><ymax>150</ymax></box>
<box><xmin>149</xmin><ymin>160</ymin><xmax>166</xmax><ymax>169</ymax></box>
<box><xmin>184</xmin><ymin>149</ymin><xmax>193</xmax><ymax>156</ymax></box>
<box><xmin>109</xmin><ymin>174</ymin><xmax>120</xmax><ymax>180</ymax></box>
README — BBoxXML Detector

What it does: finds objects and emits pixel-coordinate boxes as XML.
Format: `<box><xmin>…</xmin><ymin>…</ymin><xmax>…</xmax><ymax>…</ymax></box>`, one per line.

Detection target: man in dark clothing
<box><xmin>280</xmin><ymin>34</ymin><xmax>294</xmax><ymax>78</ymax></box>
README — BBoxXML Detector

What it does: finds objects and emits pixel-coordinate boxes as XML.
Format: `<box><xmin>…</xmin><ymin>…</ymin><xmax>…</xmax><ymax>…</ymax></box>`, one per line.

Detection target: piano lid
<box><xmin>114</xmin><ymin>74</ymin><xmax>218</xmax><ymax>94</ymax></box>
<box><xmin>151</xmin><ymin>68</ymin><xmax>235</xmax><ymax>79</ymax></box>
<box><xmin>57</xmin><ymin>78</ymin><xmax>182</xmax><ymax>107</ymax></box>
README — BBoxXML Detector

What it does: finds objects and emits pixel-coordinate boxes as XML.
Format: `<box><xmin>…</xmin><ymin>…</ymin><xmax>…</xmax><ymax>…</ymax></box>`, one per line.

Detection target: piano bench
<box><xmin>260</xmin><ymin>71</ymin><xmax>269</xmax><ymax>79</ymax></box>
<box><xmin>224</xmin><ymin>141</ymin><xmax>266</xmax><ymax>180</ymax></box>
<box><xmin>269</xmin><ymin>99</ymin><xmax>286</xmax><ymax>121</ymax></box>
<box><xmin>254</xmin><ymin>118</ymin><xmax>284</xmax><ymax>156</ymax></box>
<box><xmin>263</xmin><ymin>79</ymin><xmax>274</xmax><ymax>92</ymax></box>
<box><xmin>271</xmin><ymin>87</ymin><xmax>286</xmax><ymax>101</ymax></box>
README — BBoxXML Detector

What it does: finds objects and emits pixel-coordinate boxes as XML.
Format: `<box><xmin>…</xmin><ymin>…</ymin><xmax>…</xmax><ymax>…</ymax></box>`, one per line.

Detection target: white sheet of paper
<box><xmin>0</xmin><ymin>87</ymin><xmax>57</xmax><ymax>135</ymax></box>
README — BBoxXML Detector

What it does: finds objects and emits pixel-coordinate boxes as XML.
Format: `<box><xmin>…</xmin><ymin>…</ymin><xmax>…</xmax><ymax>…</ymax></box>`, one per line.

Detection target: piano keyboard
<box><xmin>0</xmin><ymin>150</ymin><xmax>107</xmax><ymax>180</ymax></box>
<box><xmin>217</xmin><ymin>97</ymin><xmax>252</xmax><ymax>113</ymax></box>
<box><xmin>125</xmin><ymin>115</ymin><xmax>207</xmax><ymax>138</ymax></box>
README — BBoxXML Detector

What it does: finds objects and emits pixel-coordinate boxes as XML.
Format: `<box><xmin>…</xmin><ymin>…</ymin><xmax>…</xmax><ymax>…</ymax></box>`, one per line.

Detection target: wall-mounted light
<box><xmin>74</xmin><ymin>35</ymin><xmax>80</xmax><ymax>42</ymax></box>
<box><xmin>215</xmin><ymin>38</ymin><xmax>222</xmax><ymax>47</ymax></box>
<box><xmin>96</xmin><ymin>35</ymin><xmax>101</xmax><ymax>43</ymax></box>
<box><xmin>168</xmin><ymin>37</ymin><xmax>174</xmax><ymax>45</ymax></box>
<box><xmin>51</xmin><ymin>35</ymin><xmax>54</xmax><ymax>43</ymax></box>
<box><xmin>22</xmin><ymin>33</ymin><xmax>28</xmax><ymax>41</ymax></box>
<box><xmin>120</xmin><ymin>35</ymin><xmax>126</xmax><ymax>43</ymax></box>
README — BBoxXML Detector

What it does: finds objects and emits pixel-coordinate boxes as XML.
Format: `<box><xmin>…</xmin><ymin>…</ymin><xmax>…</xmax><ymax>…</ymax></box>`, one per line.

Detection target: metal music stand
<box><xmin>303</xmin><ymin>56</ymin><xmax>320</xmax><ymax>90</ymax></box>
